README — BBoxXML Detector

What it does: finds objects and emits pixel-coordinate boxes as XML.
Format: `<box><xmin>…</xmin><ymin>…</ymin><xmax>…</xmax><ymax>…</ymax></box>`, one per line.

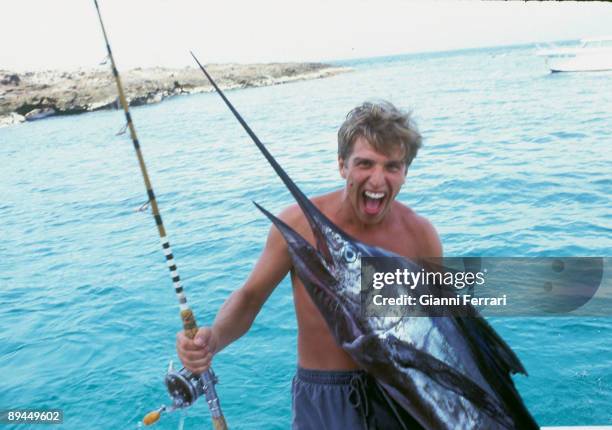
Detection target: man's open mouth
<box><xmin>362</xmin><ymin>190</ymin><xmax>386</xmax><ymax>215</ymax></box>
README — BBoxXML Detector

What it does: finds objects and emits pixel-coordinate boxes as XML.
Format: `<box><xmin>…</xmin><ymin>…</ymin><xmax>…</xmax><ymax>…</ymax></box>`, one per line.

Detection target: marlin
<box><xmin>191</xmin><ymin>53</ymin><xmax>539</xmax><ymax>430</ymax></box>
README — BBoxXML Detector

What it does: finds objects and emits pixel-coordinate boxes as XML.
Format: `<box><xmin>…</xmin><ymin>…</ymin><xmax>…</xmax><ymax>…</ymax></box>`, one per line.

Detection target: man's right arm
<box><xmin>176</xmin><ymin>208</ymin><xmax>295</xmax><ymax>374</ymax></box>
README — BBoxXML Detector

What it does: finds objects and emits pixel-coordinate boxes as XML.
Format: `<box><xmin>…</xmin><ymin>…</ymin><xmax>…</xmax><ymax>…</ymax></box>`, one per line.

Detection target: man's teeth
<box><xmin>364</xmin><ymin>191</ymin><xmax>385</xmax><ymax>199</ymax></box>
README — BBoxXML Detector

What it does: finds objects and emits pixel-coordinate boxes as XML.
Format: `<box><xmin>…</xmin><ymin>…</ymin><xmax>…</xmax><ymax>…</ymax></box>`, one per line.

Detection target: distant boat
<box><xmin>536</xmin><ymin>37</ymin><xmax>612</xmax><ymax>73</ymax></box>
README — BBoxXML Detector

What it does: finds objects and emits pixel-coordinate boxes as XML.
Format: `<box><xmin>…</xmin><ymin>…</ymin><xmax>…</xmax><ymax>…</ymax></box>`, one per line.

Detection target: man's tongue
<box><xmin>363</xmin><ymin>196</ymin><xmax>383</xmax><ymax>215</ymax></box>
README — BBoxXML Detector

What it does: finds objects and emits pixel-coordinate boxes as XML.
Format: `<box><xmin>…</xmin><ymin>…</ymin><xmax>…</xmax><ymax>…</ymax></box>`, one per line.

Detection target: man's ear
<box><xmin>338</xmin><ymin>156</ymin><xmax>347</xmax><ymax>179</ymax></box>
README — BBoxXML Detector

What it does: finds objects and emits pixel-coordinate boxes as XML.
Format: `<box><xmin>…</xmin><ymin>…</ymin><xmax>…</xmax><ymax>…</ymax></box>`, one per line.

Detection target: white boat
<box><xmin>536</xmin><ymin>37</ymin><xmax>612</xmax><ymax>72</ymax></box>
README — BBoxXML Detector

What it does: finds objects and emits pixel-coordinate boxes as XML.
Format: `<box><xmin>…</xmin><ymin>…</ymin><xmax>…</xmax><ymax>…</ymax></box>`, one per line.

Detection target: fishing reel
<box><xmin>143</xmin><ymin>361</ymin><xmax>221</xmax><ymax>426</ymax></box>
<box><xmin>167</xmin><ymin>361</ymin><xmax>214</xmax><ymax>406</ymax></box>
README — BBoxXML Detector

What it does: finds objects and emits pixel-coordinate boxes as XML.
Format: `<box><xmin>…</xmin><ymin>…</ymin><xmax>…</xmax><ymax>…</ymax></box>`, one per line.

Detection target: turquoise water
<box><xmin>1</xmin><ymin>43</ymin><xmax>611</xmax><ymax>428</ymax></box>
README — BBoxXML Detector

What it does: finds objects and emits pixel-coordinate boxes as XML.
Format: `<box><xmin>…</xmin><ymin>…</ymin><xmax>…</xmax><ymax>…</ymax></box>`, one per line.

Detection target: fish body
<box><xmin>259</xmin><ymin>203</ymin><xmax>537</xmax><ymax>430</ymax></box>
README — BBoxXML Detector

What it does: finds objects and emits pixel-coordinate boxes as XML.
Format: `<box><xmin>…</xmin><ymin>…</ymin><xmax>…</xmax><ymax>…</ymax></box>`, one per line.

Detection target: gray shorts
<box><xmin>291</xmin><ymin>367</ymin><xmax>423</xmax><ymax>430</ymax></box>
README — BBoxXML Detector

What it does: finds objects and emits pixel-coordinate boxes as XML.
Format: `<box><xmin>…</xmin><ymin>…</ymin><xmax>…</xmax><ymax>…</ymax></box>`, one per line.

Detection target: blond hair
<box><xmin>338</xmin><ymin>101</ymin><xmax>422</xmax><ymax>170</ymax></box>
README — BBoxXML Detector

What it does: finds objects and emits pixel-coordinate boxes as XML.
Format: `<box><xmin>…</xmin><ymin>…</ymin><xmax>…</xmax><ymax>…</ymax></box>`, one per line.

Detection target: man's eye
<box><xmin>358</xmin><ymin>160</ymin><xmax>372</xmax><ymax>167</ymax></box>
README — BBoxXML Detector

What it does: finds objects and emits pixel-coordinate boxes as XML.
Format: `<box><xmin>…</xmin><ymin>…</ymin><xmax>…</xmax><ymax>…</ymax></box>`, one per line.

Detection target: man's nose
<box><xmin>368</xmin><ymin>166</ymin><xmax>385</xmax><ymax>188</ymax></box>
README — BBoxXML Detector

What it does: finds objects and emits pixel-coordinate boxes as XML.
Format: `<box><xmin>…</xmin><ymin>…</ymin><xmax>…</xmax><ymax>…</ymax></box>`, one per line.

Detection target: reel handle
<box><xmin>143</xmin><ymin>410</ymin><xmax>161</xmax><ymax>426</ymax></box>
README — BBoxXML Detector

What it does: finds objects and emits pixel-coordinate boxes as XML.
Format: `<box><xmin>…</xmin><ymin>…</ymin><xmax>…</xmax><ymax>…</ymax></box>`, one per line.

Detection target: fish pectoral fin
<box><xmin>342</xmin><ymin>334</ymin><xmax>371</xmax><ymax>358</ymax></box>
<box><xmin>343</xmin><ymin>333</ymin><xmax>390</xmax><ymax>367</ymax></box>
<box><xmin>383</xmin><ymin>334</ymin><xmax>511</xmax><ymax>426</ymax></box>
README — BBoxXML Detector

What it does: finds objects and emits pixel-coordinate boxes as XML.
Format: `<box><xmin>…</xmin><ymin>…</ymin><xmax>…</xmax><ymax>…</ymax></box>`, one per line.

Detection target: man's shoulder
<box><xmin>392</xmin><ymin>201</ymin><xmax>442</xmax><ymax>257</ymax></box>
<box><xmin>277</xmin><ymin>191</ymin><xmax>339</xmax><ymax>228</ymax></box>
<box><xmin>393</xmin><ymin>200</ymin><xmax>428</xmax><ymax>226</ymax></box>
<box><xmin>277</xmin><ymin>203</ymin><xmax>303</xmax><ymax>226</ymax></box>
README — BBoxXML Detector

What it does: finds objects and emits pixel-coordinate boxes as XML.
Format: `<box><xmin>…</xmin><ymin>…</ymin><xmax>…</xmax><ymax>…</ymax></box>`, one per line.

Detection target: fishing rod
<box><xmin>92</xmin><ymin>1</ymin><xmax>227</xmax><ymax>428</ymax></box>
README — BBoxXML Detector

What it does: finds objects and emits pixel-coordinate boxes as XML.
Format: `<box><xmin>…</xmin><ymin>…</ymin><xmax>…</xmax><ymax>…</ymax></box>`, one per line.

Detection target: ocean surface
<box><xmin>1</xmin><ymin>43</ymin><xmax>611</xmax><ymax>429</ymax></box>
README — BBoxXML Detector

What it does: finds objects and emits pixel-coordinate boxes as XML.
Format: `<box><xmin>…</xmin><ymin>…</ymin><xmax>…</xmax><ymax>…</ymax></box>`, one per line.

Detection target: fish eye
<box><xmin>343</xmin><ymin>246</ymin><xmax>357</xmax><ymax>263</ymax></box>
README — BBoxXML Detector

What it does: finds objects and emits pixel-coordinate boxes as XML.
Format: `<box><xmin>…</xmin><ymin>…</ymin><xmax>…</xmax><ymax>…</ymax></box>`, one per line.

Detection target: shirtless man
<box><xmin>176</xmin><ymin>101</ymin><xmax>442</xmax><ymax>429</ymax></box>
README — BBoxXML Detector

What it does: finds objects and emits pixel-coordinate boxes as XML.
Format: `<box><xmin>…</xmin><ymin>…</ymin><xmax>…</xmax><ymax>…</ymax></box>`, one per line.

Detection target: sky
<box><xmin>1</xmin><ymin>0</ymin><xmax>611</xmax><ymax>70</ymax></box>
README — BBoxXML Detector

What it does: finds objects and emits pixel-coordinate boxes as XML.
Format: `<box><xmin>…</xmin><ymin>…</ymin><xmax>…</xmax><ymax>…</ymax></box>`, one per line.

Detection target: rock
<box><xmin>151</xmin><ymin>92</ymin><xmax>163</xmax><ymax>104</ymax></box>
<box><xmin>131</xmin><ymin>91</ymin><xmax>164</xmax><ymax>107</ymax></box>
<box><xmin>25</xmin><ymin>108</ymin><xmax>56</xmax><ymax>121</ymax></box>
<box><xmin>89</xmin><ymin>99</ymin><xmax>117</xmax><ymax>111</ymax></box>
<box><xmin>1</xmin><ymin>74</ymin><xmax>20</xmax><ymax>85</ymax></box>
<box><xmin>173</xmin><ymin>80</ymin><xmax>187</xmax><ymax>94</ymax></box>
<box><xmin>0</xmin><ymin>64</ymin><xmax>351</xmax><ymax>127</ymax></box>
<box><xmin>0</xmin><ymin>112</ymin><xmax>26</xmax><ymax>127</ymax></box>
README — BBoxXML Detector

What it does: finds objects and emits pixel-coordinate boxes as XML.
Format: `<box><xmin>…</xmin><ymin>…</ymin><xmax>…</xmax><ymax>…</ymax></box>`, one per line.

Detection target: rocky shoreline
<box><xmin>0</xmin><ymin>63</ymin><xmax>349</xmax><ymax>127</ymax></box>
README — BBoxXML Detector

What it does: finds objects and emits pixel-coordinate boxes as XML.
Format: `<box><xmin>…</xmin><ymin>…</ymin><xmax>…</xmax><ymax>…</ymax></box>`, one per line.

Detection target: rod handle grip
<box><xmin>180</xmin><ymin>308</ymin><xmax>199</xmax><ymax>339</ymax></box>
<box><xmin>212</xmin><ymin>415</ymin><xmax>228</xmax><ymax>430</ymax></box>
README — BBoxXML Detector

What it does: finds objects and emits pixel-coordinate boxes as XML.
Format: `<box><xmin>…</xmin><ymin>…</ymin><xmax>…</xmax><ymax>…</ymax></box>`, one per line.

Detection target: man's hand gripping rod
<box><xmin>92</xmin><ymin>1</ymin><xmax>227</xmax><ymax>428</ymax></box>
